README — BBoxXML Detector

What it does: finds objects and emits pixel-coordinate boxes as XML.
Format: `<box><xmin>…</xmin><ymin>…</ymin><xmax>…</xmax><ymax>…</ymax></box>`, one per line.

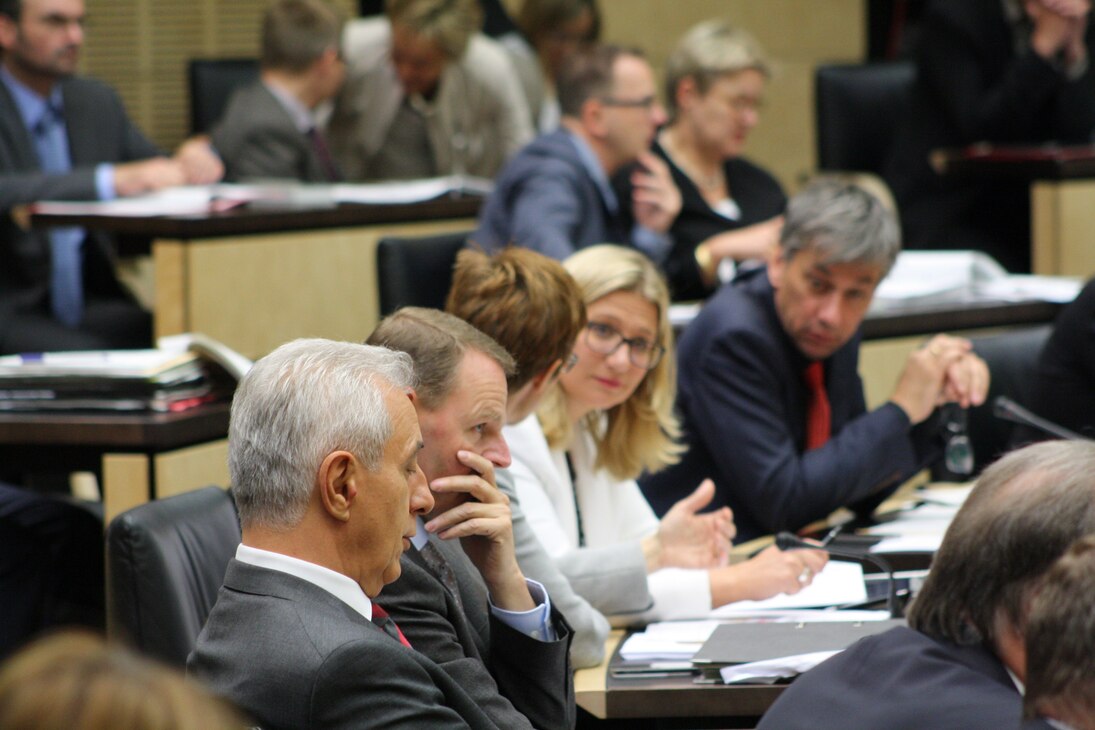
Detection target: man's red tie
<box><xmin>371</xmin><ymin>603</ymin><xmax>412</xmax><ymax>648</ymax></box>
<box><xmin>803</xmin><ymin>361</ymin><xmax>831</xmax><ymax>450</ymax></box>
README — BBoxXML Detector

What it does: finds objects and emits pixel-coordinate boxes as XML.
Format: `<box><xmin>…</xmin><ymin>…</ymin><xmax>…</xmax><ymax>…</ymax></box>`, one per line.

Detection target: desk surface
<box><xmin>29</xmin><ymin>196</ymin><xmax>482</xmax><ymax>241</ymax></box>
<box><xmin>933</xmin><ymin>144</ymin><xmax>1095</xmax><ymax>180</ymax></box>
<box><xmin>0</xmin><ymin>401</ymin><xmax>230</xmax><ymax>450</ymax></box>
<box><xmin>860</xmin><ymin>297</ymin><xmax>1061</xmax><ymax>339</ymax></box>
<box><xmin>576</xmin><ymin>630</ymin><xmax>784</xmax><ymax>726</ymax></box>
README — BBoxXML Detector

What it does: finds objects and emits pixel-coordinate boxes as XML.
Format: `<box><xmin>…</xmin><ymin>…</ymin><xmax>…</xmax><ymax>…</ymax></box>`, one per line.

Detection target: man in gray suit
<box><xmin>212</xmin><ymin>0</ymin><xmax>346</xmax><ymax>182</ymax></box>
<box><xmin>367</xmin><ymin>308</ymin><xmax>575</xmax><ymax>730</ymax></box>
<box><xmin>445</xmin><ymin>246</ymin><xmax>612</xmax><ymax>669</ymax></box>
<box><xmin>0</xmin><ymin>0</ymin><xmax>222</xmax><ymax>353</ymax></box>
<box><xmin>189</xmin><ymin>338</ymin><xmax>506</xmax><ymax>729</ymax></box>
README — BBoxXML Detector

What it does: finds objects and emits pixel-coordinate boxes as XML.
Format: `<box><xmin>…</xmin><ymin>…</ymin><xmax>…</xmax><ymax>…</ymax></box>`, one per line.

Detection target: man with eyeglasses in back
<box><xmin>473</xmin><ymin>43</ymin><xmax>681</xmax><ymax>267</ymax></box>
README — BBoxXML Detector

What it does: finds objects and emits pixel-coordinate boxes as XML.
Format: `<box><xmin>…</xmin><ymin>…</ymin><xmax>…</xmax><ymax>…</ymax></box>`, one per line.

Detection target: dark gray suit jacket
<box><xmin>0</xmin><ymin>75</ymin><xmax>160</xmax><ymax>338</ymax></box>
<box><xmin>379</xmin><ymin>533</ymin><xmax>575</xmax><ymax>729</ymax></box>
<box><xmin>211</xmin><ymin>82</ymin><xmax>331</xmax><ymax>183</ymax></box>
<box><xmin>188</xmin><ymin>559</ymin><xmax>501</xmax><ymax>729</ymax></box>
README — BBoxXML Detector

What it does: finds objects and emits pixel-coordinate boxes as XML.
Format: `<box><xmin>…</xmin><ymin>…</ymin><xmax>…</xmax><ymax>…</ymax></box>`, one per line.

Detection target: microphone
<box><xmin>993</xmin><ymin>396</ymin><xmax>1088</xmax><ymax>442</ymax></box>
<box><xmin>776</xmin><ymin>531</ymin><xmax>901</xmax><ymax>619</ymax></box>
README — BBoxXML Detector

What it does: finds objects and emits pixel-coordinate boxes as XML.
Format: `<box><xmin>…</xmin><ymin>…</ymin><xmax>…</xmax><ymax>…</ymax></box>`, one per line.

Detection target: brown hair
<box><xmin>1023</xmin><ymin>534</ymin><xmax>1095</xmax><ymax>723</ymax></box>
<box><xmin>0</xmin><ymin>631</ymin><xmax>246</xmax><ymax>729</ymax></box>
<box><xmin>557</xmin><ymin>44</ymin><xmax>643</xmax><ymax>118</ymax></box>
<box><xmin>446</xmin><ymin>247</ymin><xmax>585</xmax><ymax>393</ymax></box>
<box><xmin>516</xmin><ymin>0</ymin><xmax>600</xmax><ymax>49</ymax></box>
<box><xmin>906</xmin><ymin>441</ymin><xmax>1095</xmax><ymax>647</ymax></box>
<box><xmin>366</xmin><ymin>306</ymin><xmax>515</xmax><ymax>410</ymax></box>
<box><xmin>262</xmin><ymin>0</ymin><xmax>344</xmax><ymax>73</ymax></box>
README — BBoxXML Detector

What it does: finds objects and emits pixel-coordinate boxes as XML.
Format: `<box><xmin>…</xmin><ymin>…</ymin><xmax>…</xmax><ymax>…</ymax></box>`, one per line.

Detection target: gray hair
<box><xmin>779</xmin><ymin>177</ymin><xmax>901</xmax><ymax>276</ymax></box>
<box><xmin>229</xmin><ymin>338</ymin><xmax>416</xmax><ymax>530</ymax></box>
<box><xmin>664</xmin><ymin>18</ymin><xmax>769</xmax><ymax>120</ymax></box>
<box><xmin>906</xmin><ymin>440</ymin><xmax>1095</xmax><ymax>646</ymax></box>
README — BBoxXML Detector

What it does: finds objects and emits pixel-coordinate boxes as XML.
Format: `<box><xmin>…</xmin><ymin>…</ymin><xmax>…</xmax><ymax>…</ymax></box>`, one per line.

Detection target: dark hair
<box><xmin>0</xmin><ymin>0</ymin><xmax>20</xmax><ymax>21</ymax></box>
<box><xmin>906</xmin><ymin>441</ymin><xmax>1095</xmax><ymax>646</ymax></box>
<box><xmin>262</xmin><ymin>0</ymin><xmax>344</xmax><ymax>72</ymax></box>
<box><xmin>1023</xmin><ymin>534</ymin><xmax>1095</xmax><ymax>723</ymax></box>
<box><xmin>556</xmin><ymin>43</ymin><xmax>643</xmax><ymax>118</ymax></box>
<box><xmin>516</xmin><ymin>0</ymin><xmax>600</xmax><ymax>48</ymax></box>
<box><xmin>366</xmin><ymin>307</ymin><xmax>515</xmax><ymax>410</ymax></box>
<box><xmin>446</xmin><ymin>247</ymin><xmax>585</xmax><ymax>393</ymax></box>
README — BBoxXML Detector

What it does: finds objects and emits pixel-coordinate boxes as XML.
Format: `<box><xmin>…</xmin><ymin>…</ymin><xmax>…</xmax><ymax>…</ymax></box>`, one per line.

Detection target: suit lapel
<box><xmin>0</xmin><ymin>80</ymin><xmax>42</xmax><ymax>170</ymax></box>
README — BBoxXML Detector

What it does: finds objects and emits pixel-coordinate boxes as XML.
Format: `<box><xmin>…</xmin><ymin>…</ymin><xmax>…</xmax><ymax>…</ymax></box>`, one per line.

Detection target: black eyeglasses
<box><xmin>583</xmin><ymin>321</ymin><xmax>665</xmax><ymax>370</ymax></box>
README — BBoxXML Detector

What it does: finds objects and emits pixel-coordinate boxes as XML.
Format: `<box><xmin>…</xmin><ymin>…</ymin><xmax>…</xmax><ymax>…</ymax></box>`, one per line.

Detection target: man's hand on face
<box><xmin>424</xmin><ymin>449</ymin><xmax>535</xmax><ymax>611</ymax></box>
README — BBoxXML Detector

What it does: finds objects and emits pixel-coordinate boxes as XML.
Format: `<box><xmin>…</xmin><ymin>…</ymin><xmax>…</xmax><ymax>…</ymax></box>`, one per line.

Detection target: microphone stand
<box><xmin>993</xmin><ymin>396</ymin><xmax>1089</xmax><ymax>442</ymax></box>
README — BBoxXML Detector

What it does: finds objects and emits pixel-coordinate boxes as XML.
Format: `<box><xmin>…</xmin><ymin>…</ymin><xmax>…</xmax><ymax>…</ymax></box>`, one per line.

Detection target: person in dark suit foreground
<box><xmin>0</xmin><ymin>0</ymin><xmax>222</xmax><ymax>353</ymax></box>
<box><xmin>212</xmin><ymin>0</ymin><xmax>346</xmax><ymax>182</ymax></box>
<box><xmin>757</xmin><ymin>439</ymin><xmax>1095</xmax><ymax>730</ymax></box>
<box><xmin>188</xmin><ymin>338</ymin><xmax>506</xmax><ymax>729</ymax></box>
<box><xmin>640</xmin><ymin>178</ymin><xmax>990</xmax><ymax>542</ymax></box>
<box><xmin>367</xmin><ymin>308</ymin><xmax>575</xmax><ymax>730</ymax></box>
<box><xmin>1023</xmin><ymin>534</ymin><xmax>1095</xmax><ymax>730</ymax></box>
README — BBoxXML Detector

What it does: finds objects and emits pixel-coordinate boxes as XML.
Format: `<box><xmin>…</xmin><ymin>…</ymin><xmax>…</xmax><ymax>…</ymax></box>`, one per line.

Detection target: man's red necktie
<box><xmin>803</xmin><ymin>361</ymin><xmax>831</xmax><ymax>450</ymax></box>
<box><xmin>372</xmin><ymin>603</ymin><xmax>412</xmax><ymax>648</ymax></box>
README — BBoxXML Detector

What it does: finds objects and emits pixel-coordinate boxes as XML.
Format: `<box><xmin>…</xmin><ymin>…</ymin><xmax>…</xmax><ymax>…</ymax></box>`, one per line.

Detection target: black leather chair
<box><xmin>815</xmin><ymin>61</ymin><xmax>916</xmax><ymax>174</ymax></box>
<box><xmin>188</xmin><ymin>58</ymin><xmax>260</xmax><ymax>135</ymax></box>
<box><xmin>966</xmin><ymin>325</ymin><xmax>1053</xmax><ymax>473</ymax></box>
<box><xmin>375</xmin><ymin>231</ymin><xmax>473</xmax><ymax>316</ymax></box>
<box><xmin>107</xmin><ymin>486</ymin><xmax>240</xmax><ymax>667</ymax></box>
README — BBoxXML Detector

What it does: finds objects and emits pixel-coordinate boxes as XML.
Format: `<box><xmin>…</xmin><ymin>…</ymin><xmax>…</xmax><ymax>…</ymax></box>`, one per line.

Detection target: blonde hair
<box><xmin>385</xmin><ymin>0</ymin><xmax>482</xmax><ymax>59</ymax></box>
<box><xmin>539</xmin><ymin>245</ymin><xmax>683</xmax><ymax>479</ymax></box>
<box><xmin>664</xmin><ymin>18</ymin><xmax>769</xmax><ymax>120</ymax></box>
<box><xmin>0</xmin><ymin>631</ymin><xmax>246</xmax><ymax>729</ymax></box>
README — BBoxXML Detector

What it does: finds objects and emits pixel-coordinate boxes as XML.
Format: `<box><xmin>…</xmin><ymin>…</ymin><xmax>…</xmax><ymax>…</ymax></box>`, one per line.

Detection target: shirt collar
<box><xmin>235</xmin><ymin>543</ymin><xmax>374</xmax><ymax>621</ymax></box>
<box><xmin>410</xmin><ymin>515</ymin><xmax>429</xmax><ymax>550</ymax></box>
<box><xmin>565</xmin><ymin>129</ymin><xmax>618</xmax><ymax>213</ymax></box>
<box><xmin>0</xmin><ymin>65</ymin><xmax>63</xmax><ymax>133</ymax></box>
<box><xmin>262</xmin><ymin>79</ymin><xmax>315</xmax><ymax>134</ymax></box>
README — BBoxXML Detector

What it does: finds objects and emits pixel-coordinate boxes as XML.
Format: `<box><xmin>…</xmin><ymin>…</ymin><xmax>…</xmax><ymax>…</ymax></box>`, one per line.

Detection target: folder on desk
<box><xmin>691</xmin><ymin>619</ymin><xmax>905</xmax><ymax>673</ymax></box>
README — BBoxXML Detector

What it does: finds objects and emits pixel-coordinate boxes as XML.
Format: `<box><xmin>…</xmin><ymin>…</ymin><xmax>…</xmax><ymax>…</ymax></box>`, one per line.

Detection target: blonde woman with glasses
<box><xmin>503</xmin><ymin>245</ymin><xmax>826</xmax><ymax>623</ymax></box>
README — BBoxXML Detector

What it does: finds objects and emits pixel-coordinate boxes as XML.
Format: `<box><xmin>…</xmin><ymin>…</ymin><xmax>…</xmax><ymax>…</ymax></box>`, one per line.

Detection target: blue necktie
<box><xmin>33</xmin><ymin>104</ymin><xmax>84</xmax><ymax>327</ymax></box>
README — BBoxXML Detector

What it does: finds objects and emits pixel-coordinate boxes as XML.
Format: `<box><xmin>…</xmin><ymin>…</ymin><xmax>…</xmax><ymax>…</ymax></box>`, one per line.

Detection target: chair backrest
<box><xmin>966</xmin><ymin>325</ymin><xmax>1053</xmax><ymax>473</ymax></box>
<box><xmin>815</xmin><ymin>61</ymin><xmax>916</xmax><ymax>173</ymax></box>
<box><xmin>376</xmin><ymin>231</ymin><xmax>472</xmax><ymax>316</ymax></box>
<box><xmin>107</xmin><ymin>486</ymin><xmax>240</xmax><ymax>667</ymax></box>
<box><xmin>188</xmin><ymin>58</ymin><xmax>261</xmax><ymax>135</ymax></box>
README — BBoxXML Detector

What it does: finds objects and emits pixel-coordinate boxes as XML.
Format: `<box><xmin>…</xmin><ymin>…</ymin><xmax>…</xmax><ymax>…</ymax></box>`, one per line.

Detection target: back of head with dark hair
<box><xmin>366</xmin><ymin>306</ymin><xmax>515</xmax><ymax>410</ymax></box>
<box><xmin>446</xmin><ymin>247</ymin><xmax>585</xmax><ymax>393</ymax></box>
<box><xmin>262</xmin><ymin>0</ymin><xmax>344</xmax><ymax>72</ymax></box>
<box><xmin>557</xmin><ymin>43</ymin><xmax>642</xmax><ymax>118</ymax></box>
<box><xmin>906</xmin><ymin>440</ymin><xmax>1095</xmax><ymax>647</ymax></box>
<box><xmin>1023</xmin><ymin>534</ymin><xmax>1095</xmax><ymax>724</ymax></box>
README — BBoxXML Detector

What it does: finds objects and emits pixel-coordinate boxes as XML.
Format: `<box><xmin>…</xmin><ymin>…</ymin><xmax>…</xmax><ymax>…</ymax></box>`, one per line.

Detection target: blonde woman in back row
<box><xmin>504</xmin><ymin>245</ymin><xmax>827</xmax><ymax>624</ymax></box>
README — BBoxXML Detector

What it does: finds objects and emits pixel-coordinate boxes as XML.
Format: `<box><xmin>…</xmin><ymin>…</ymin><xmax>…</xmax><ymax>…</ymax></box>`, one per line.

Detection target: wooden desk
<box><xmin>0</xmin><ymin>403</ymin><xmax>230</xmax><ymax>523</ymax></box>
<box><xmin>576</xmin><ymin>631</ymin><xmax>784</xmax><ymax>729</ymax></box>
<box><xmin>32</xmin><ymin>197</ymin><xmax>481</xmax><ymax>360</ymax></box>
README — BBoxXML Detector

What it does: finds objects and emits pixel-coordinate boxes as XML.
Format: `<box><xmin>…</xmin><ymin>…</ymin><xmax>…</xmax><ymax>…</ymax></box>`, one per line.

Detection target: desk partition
<box><xmin>33</xmin><ymin>197</ymin><xmax>481</xmax><ymax>360</ymax></box>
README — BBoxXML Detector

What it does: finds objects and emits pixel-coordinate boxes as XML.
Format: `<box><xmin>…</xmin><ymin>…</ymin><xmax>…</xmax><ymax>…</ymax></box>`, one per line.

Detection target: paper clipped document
<box><xmin>618</xmin><ymin>620</ymin><xmax>720</xmax><ymax>661</ymax></box>
<box><xmin>709</xmin><ymin>560</ymin><xmax>867</xmax><ymax>618</ymax></box>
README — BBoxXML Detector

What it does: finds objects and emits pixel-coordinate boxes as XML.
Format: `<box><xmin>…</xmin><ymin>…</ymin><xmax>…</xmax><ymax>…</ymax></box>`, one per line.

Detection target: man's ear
<box><xmin>581</xmin><ymin>97</ymin><xmax>607</xmax><ymax>138</ymax></box>
<box><xmin>317</xmin><ymin>450</ymin><xmax>359</xmax><ymax>522</ymax></box>
<box><xmin>0</xmin><ymin>14</ymin><xmax>17</xmax><ymax>49</ymax></box>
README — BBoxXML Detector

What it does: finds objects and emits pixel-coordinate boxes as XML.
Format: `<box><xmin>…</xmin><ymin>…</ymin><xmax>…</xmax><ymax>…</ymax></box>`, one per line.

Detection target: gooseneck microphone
<box><xmin>776</xmin><ymin>531</ymin><xmax>901</xmax><ymax>619</ymax></box>
<box><xmin>993</xmin><ymin>396</ymin><xmax>1088</xmax><ymax>442</ymax></box>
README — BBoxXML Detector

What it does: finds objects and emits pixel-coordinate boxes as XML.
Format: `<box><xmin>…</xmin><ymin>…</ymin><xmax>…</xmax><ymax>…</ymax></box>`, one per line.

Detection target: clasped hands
<box><xmin>891</xmin><ymin>334</ymin><xmax>991</xmax><ymax>425</ymax></box>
